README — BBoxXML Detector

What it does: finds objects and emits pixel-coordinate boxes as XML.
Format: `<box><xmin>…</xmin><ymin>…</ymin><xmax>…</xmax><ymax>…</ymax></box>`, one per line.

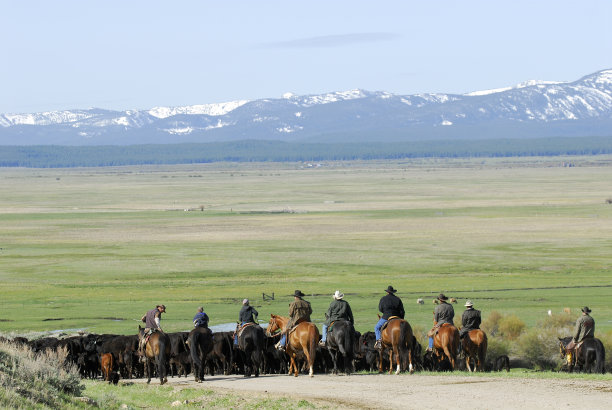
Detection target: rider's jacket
<box><xmin>193</xmin><ymin>311</ymin><xmax>209</xmax><ymax>328</ymax></box>
<box><xmin>459</xmin><ymin>308</ymin><xmax>481</xmax><ymax>336</ymax></box>
<box><xmin>324</xmin><ymin>299</ymin><xmax>354</xmax><ymax>326</ymax></box>
<box><xmin>145</xmin><ymin>308</ymin><xmax>161</xmax><ymax>329</ymax></box>
<box><xmin>461</xmin><ymin>308</ymin><xmax>481</xmax><ymax>332</ymax></box>
<box><xmin>573</xmin><ymin>314</ymin><xmax>595</xmax><ymax>342</ymax></box>
<box><xmin>239</xmin><ymin>305</ymin><xmax>258</xmax><ymax>323</ymax></box>
<box><xmin>378</xmin><ymin>294</ymin><xmax>405</xmax><ymax>320</ymax></box>
<box><xmin>288</xmin><ymin>298</ymin><xmax>312</xmax><ymax>327</ymax></box>
<box><xmin>434</xmin><ymin>302</ymin><xmax>454</xmax><ymax>325</ymax></box>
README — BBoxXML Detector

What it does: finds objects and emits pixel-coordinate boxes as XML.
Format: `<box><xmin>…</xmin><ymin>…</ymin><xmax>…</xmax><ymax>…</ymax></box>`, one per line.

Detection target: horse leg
<box><xmin>378</xmin><ymin>348</ymin><xmax>384</xmax><ymax>373</ymax></box>
<box><xmin>388</xmin><ymin>347</ymin><xmax>394</xmax><ymax>374</ymax></box>
<box><xmin>289</xmin><ymin>355</ymin><xmax>298</xmax><ymax>377</ymax></box>
<box><xmin>146</xmin><ymin>358</ymin><xmax>152</xmax><ymax>384</ymax></box>
<box><xmin>407</xmin><ymin>347</ymin><xmax>414</xmax><ymax>374</ymax></box>
<box><xmin>443</xmin><ymin>345</ymin><xmax>455</xmax><ymax>370</ymax></box>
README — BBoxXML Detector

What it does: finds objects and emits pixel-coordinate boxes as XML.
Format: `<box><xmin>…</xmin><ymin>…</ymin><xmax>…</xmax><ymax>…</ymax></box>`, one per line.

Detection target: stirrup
<box><xmin>319</xmin><ymin>340</ymin><xmax>326</xmax><ymax>347</ymax></box>
<box><xmin>374</xmin><ymin>340</ymin><xmax>382</xmax><ymax>350</ymax></box>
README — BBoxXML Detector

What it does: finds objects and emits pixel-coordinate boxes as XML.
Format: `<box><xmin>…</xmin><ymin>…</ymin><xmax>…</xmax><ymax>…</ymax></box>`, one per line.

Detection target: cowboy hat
<box><xmin>333</xmin><ymin>290</ymin><xmax>344</xmax><ymax>300</ymax></box>
<box><xmin>384</xmin><ymin>286</ymin><xmax>397</xmax><ymax>293</ymax></box>
<box><xmin>157</xmin><ymin>304</ymin><xmax>166</xmax><ymax>311</ymax></box>
<box><xmin>293</xmin><ymin>290</ymin><xmax>305</xmax><ymax>297</ymax></box>
<box><xmin>464</xmin><ymin>300</ymin><xmax>473</xmax><ymax>307</ymax></box>
<box><xmin>582</xmin><ymin>306</ymin><xmax>592</xmax><ymax>313</ymax></box>
<box><xmin>437</xmin><ymin>293</ymin><xmax>448</xmax><ymax>301</ymax></box>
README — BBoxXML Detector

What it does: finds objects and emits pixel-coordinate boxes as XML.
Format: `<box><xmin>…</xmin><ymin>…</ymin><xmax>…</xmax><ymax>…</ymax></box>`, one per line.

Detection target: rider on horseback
<box><xmin>276</xmin><ymin>290</ymin><xmax>312</xmax><ymax>351</ymax></box>
<box><xmin>193</xmin><ymin>306</ymin><xmax>209</xmax><ymax>328</ymax></box>
<box><xmin>565</xmin><ymin>306</ymin><xmax>595</xmax><ymax>353</ymax></box>
<box><xmin>138</xmin><ymin>304</ymin><xmax>165</xmax><ymax>356</ymax></box>
<box><xmin>320</xmin><ymin>290</ymin><xmax>354</xmax><ymax>347</ymax></box>
<box><xmin>234</xmin><ymin>298</ymin><xmax>259</xmax><ymax>346</ymax></box>
<box><xmin>459</xmin><ymin>300</ymin><xmax>481</xmax><ymax>339</ymax></box>
<box><xmin>374</xmin><ymin>286</ymin><xmax>405</xmax><ymax>350</ymax></box>
<box><xmin>427</xmin><ymin>293</ymin><xmax>454</xmax><ymax>352</ymax></box>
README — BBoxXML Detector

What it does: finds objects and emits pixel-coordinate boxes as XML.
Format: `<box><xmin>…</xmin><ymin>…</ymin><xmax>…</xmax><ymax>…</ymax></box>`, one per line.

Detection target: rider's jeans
<box><xmin>375</xmin><ymin>318</ymin><xmax>387</xmax><ymax>340</ymax></box>
<box><xmin>321</xmin><ymin>324</ymin><xmax>328</xmax><ymax>342</ymax></box>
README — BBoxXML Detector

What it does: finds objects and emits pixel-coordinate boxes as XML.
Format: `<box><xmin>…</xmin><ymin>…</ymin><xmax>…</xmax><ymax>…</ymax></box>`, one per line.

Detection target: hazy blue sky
<box><xmin>2</xmin><ymin>0</ymin><xmax>611</xmax><ymax>113</ymax></box>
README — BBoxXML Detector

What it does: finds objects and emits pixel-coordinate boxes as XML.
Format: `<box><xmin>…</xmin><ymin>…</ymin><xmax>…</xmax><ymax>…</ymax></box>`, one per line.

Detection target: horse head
<box><xmin>266</xmin><ymin>314</ymin><xmax>282</xmax><ymax>336</ymax></box>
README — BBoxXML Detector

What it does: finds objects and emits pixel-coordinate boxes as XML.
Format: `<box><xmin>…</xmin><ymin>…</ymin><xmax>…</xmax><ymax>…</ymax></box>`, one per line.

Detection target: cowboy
<box><xmin>234</xmin><ymin>298</ymin><xmax>259</xmax><ymax>345</ymax></box>
<box><xmin>427</xmin><ymin>293</ymin><xmax>454</xmax><ymax>351</ymax></box>
<box><xmin>320</xmin><ymin>290</ymin><xmax>354</xmax><ymax>347</ymax></box>
<box><xmin>459</xmin><ymin>300</ymin><xmax>481</xmax><ymax>339</ymax></box>
<box><xmin>193</xmin><ymin>306</ymin><xmax>209</xmax><ymax>328</ymax></box>
<box><xmin>374</xmin><ymin>286</ymin><xmax>405</xmax><ymax>350</ymax></box>
<box><xmin>138</xmin><ymin>304</ymin><xmax>165</xmax><ymax>356</ymax></box>
<box><xmin>565</xmin><ymin>306</ymin><xmax>595</xmax><ymax>352</ymax></box>
<box><xmin>276</xmin><ymin>290</ymin><xmax>312</xmax><ymax>350</ymax></box>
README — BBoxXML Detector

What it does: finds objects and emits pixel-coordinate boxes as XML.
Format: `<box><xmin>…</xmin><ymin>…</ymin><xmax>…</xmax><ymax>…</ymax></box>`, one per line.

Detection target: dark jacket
<box><xmin>460</xmin><ymin>308</ymin><xmax>481</xmax><ymax>337</ymax></box>
<box><xmin>144</xmin><ymin>308</ymin><xmax>162</xmax><ymax>329</ymax></box>
<box><xmin>193</xmin><ymin>311</ymin><xmax>209</xmax><ymax>328</ymax></box>
<box><xmin>324</xmin><ymin>299</ymin><xmax>354</xmax><ymax>326</ymax></box>
<box><xmin>288</xmin><ymin>298</ymin><xmax>312</xmax><ymax>328</ymax></box>
<box><xmin>434</xmin><ymin>302</ymin><xmax>454</xmax><ymax>325</ymax></box>
<box><xmin>378</xmin><ymin>293</ymin><xmax>405</xmax><ymax>320</ymax></box>
<box><xmin>239</xmin><ymin>305</ymin><xmax>258</xmax><ymax>323</ymax></box>
<box><xmin>573</xmin><ymin>314</ymin><xmax>595</xmax><ymax>342</ymax></box>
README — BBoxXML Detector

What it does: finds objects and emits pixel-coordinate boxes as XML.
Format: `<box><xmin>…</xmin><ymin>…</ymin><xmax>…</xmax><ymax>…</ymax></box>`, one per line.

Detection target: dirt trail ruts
<box><xmin>131</xmin><ymin>373</ymin><xmax>612</xmax><ymax>409</ymax></box>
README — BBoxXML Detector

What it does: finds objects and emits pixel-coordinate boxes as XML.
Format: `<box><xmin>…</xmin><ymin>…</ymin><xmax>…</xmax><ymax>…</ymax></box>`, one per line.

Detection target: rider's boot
<box><xmin>374</xmin><ymin>339</ymin><xmax>382</xmax><ymax>350</ymax></box>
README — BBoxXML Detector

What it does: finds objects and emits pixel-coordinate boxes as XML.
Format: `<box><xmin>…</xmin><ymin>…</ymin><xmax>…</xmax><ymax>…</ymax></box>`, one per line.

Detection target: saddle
<box><xmin>380</xmin><ymin>316</ymin><xmax>401</xmax><ymax>333</ymax></box>
<box><xmin>236</xmin><ymin>322</ymin><xmax>256</xmax><ymax>339</ymax></box>
<box><xmin>427</xmin><ymin>322</ymin><xmax>452</xmax><ymax>338</ymax></box>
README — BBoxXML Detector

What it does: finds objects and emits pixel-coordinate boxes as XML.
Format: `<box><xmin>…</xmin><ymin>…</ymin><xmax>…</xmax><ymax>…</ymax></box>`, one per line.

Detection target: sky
<box><xmin>1</xmin><ymin>0</ymin><xmax>612</xmax><ymax>114</ymax></box>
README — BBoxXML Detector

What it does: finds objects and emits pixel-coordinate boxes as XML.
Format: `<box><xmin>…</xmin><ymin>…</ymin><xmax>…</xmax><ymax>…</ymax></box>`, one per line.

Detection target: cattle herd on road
<box><xmin>0</xmin><ymin>329</ymin><xmax>510</xmax><ymax>382</ymax></box>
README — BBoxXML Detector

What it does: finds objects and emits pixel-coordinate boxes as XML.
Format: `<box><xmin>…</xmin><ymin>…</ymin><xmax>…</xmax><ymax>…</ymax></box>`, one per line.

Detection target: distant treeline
<box><xmin>2</xmin><ymin>136</ymin><xmax>612</xmax><ymax>168</ymax></box>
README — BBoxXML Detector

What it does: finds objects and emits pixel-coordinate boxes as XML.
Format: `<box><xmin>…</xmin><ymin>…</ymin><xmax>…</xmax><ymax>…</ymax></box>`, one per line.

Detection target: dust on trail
<box><xmin>131</xmin><ymin>373</ymin><xmax>612</xmax><ymax>409</ymax></box>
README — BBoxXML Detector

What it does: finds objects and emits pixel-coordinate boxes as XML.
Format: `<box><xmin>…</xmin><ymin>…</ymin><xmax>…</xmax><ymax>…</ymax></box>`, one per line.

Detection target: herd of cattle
<box><xmin>0</xmin><ymin>329</ymin><xmax>510</xmax><ymax>382</ymax></box>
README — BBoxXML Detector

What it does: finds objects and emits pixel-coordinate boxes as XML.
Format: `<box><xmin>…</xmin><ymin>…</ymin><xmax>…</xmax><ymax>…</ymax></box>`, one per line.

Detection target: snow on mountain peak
<box><xmin>465</xmin><ymin>79</ymin><xmax>564</xmax><ymax>97</ymax></box>
<box><xmin>148</xmin><ymin>100</ymin><xmax>249</xmax><ymax>119</ymax></box>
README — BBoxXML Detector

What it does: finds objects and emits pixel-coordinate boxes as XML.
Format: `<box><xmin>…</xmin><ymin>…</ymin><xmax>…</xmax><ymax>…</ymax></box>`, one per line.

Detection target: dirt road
<box><xmin>134</xmin><ymin>373</ymin><xmax>612</xmax><ymax>409</ymax></box>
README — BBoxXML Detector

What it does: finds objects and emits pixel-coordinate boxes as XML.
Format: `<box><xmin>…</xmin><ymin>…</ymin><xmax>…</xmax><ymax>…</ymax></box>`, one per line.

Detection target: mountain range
<box><xmin>1</xmin><ymin>69</ymin><xmax>612</xmax><ymax>146</ymax></box>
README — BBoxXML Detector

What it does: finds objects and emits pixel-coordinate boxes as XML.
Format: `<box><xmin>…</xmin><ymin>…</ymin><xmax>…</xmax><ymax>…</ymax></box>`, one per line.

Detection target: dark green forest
<box><xmin>2</xmin><ymin>136</ymin><xmax>612</xmax><ymax>168</ymax></box>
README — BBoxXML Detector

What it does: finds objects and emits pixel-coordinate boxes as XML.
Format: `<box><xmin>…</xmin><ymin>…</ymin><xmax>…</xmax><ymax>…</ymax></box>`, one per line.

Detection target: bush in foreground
<box><xmin>0</xmin><ymin>340</ymin><xmax>83</xmax><ymax>408</ymax></box>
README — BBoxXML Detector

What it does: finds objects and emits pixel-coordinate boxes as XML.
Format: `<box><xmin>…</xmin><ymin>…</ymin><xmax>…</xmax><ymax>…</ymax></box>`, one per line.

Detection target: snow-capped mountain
<box><xmin>1</xmin><ymin>69</ymin><xmax>612</xmax><ymax>145</ymax></box>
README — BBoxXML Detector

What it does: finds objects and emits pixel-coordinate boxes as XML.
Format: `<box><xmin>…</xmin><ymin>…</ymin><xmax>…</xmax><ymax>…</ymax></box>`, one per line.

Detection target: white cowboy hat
<box><xmin>464</xmin><ymin>300</ymin><xmax>474</xmax><ymax>307</ymax></box>
<box><xmin>333</xmin><ymin>290</ymin><xmax>344</xmax><ymax>300</ymax></box>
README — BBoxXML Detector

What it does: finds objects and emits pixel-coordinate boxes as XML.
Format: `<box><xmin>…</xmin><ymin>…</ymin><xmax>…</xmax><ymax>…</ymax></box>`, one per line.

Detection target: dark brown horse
<box><xmin>559</xmin><ymin>336</ymin><xmax>605</xmax><ymax>373</ymax></box>
<box><xmin>462</xmin><ymin>329</ymin><xmax>487</xmax><ymax>371</ymax></box>
<box><xmin>379</xmin><ymin>318</ymin><xmax>415</xmax><ymax>374</ymax></box>
<box><xmin>187</xmin><ymin>326</ymin><xmax>214</xmax><ymax>382</ymax></box>
<box><xmin>267</xmin><ymin>314</ymin><xmax>319</xmax><ymax>377</ymax></box>
<box><xmin>433</xmin><ymin>323</ymin><xmax>460</xmax><ymax>370</ymax></box>
<box><xmin>137</xmin><ymin>326</ymin><xmax>170</xmax><ymax>384</ymax></box>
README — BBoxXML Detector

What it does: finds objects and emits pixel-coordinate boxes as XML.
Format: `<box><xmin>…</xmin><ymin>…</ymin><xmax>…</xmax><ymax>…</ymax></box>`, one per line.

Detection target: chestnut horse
<box><xmin>462</xmin><ymin>329</ymin><xmax>487</xmax><ymax>371</ymax></box>
<box><xmin>138</xmin><ymin>326</ymin><xmax>170</xmax><ymax>384</ymax></box>
<box><xmin>267</xmin><ymin>314</ymin><xmax>319</xmax><ymax>377</ymax></box>
<box><xmin>433</xmin><ymin>323</ymin><xmax>460</xmax><ymax>370</ymax></box>
<box><xmin>379</xmin><ymin>318</ymin><xmax>415</xmax><ymax>374</ymax></box>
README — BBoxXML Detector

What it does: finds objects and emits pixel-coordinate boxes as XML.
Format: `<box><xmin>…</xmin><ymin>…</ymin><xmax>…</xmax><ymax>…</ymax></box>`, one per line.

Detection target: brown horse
<box><xmin>138</xmin><ymin>326</ymin><xmax>170</xmax><ymax>384</ymax></box>
<box><xmin>379</xmin><ymin>318</ymin><xmax>415</xmax><ymax>374</ymax></box>
<box><xmin>433</xmin><ymin>323</ymin><xmax>460</xmax><ymax>370</ymax></box>
<box><xmin>266</xmin><ymin>314</ymin><xmax>319</xmax><ymax>377</ymax></box>
<box><xmin>462</xmin><ymin>329</ymin><xmax>487</xmax><ymax>371</ymax></box>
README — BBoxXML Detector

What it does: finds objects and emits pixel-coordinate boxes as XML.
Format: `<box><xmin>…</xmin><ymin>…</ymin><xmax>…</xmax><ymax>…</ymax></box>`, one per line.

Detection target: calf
<box><xmin>494</xmin><ymin>355</ymin><xmax>510</xmax><ymax>372</ymax></box>
<box><xmin>170</xmin><ymin>350</ymin><xmax>192</xmax><ymax>377</ymax></box>
<box><xmin>100</xmin><ymin>353</ymin><xmax>114</xmax><ymax>382</ymax></box>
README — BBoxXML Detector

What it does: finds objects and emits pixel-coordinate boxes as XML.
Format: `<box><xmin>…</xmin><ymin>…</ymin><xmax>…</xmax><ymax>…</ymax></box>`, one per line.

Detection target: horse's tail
<box><xmin>595</xmin><ymin>339</ymin><xmax>605</xmax><ymax>374</ymax></box>
<box><xmin>189</xmin><ymin>331</ymin><xmax>202</xmax><ymax>377</ymax></box>
<box><xmin>308</xmin><ymin>324</ymin><xmax>318</xmax><ymax>368</ymax></box>
<box><xmin>479</xmin><ymin>331</ymin><xmax>488</xmax><ymax>371</ymax></box>
<box><xmin>398</xmin><ymin>320</ymin><xmax>412</xmax><ymax>370</ymax></box>
<box><xmin>157</xmin><ymin>334</ymin><xmax>169</xmax><ymax>380</ymax></box>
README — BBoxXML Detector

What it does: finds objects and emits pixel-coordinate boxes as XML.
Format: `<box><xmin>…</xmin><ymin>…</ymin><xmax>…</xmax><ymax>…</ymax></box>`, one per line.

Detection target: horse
<box><xmin>558</xmin><ymin>336</ymin><xmax>605</xmax><ymax>374</ymax></box>
<box><xmin>325</xmin><ymin>319</ymin><xmax>356</xmax><ymax>375</ymax></box>
<box><xmin>137</xmin><ymin>326</ymin><xmax>170</xmax><ymax>384</ymax></box>
<box><xmin>378</xmin><ymin>317</ymin><xmax>415</xmax><ymax>374</ymax></box>
<box><xmin>236</xmin><ymin>323</ymin><xmax>265</xmax><ymax>377</ymax></box>
<box><xmin>187</xmin><ymin>326</ymin><xmax>214</xmax><ymax>382</ymax></box>
<box><xmin>266</xmin><ymin>314</ymin><xmax>319</xmax><ymax>377</ymax></box>
<box><xmin>433</xmin><ymin>323</ymin><xmax>460</xmax><ymax>370</ymax></box>
<box><xmin>461</xmin><ymin>329</ymin><xmax>487</xmax><ymax>371</ymax></box>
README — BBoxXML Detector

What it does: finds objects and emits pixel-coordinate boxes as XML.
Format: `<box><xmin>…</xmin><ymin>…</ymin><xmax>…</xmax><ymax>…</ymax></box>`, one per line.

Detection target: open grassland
<box><xmin>1</xmin><ymin>156</ymin><xmax>612</xmax><ymax>336</ymax></box>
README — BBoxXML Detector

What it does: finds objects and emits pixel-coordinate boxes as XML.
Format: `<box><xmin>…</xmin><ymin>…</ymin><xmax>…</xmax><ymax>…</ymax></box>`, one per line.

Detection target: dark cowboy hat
<box><xmin>384</xmin><ymin>286</ymin><xmax>397</xmax><ymax>293</ymax></box>
<box><xmin>437</xmin><ymin>293</ymin><xmax>449</xmax><ymax>301</ymax></box>
<box><xmin>157</xmin><ymin>304</ymin><xmax>166</xmax><ymax>311</ymax></box>
<box><xmin>582</xmin><ymin>306</ymin><xmax>592</xmax><ymax>313</ymax></box>
<box><xmin>293</xmin><ymin>290</ymin><xmax>305</xmax><ymax>297</ymax></box>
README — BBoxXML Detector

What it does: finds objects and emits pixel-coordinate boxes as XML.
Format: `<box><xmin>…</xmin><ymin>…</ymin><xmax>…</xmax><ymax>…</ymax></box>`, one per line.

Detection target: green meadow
<box><xmin>1</xmin><ymin>157</ymin><xmax>611</xmax><ymax>337</ymax></box>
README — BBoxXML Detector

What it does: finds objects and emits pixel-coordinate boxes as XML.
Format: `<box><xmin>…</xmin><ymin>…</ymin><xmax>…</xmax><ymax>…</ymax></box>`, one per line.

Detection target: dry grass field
<box><xmin>1</xmin><ymin>156</ymin><xmax>611</xmax><ymax>336</ymax></box>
